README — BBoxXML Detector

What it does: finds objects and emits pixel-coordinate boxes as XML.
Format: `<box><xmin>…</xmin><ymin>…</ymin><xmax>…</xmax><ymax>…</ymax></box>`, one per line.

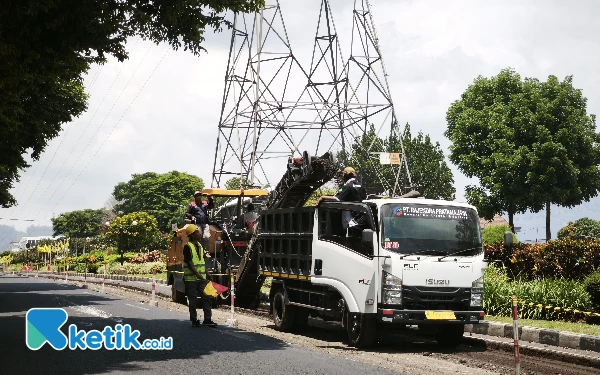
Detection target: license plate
<box><xmin>425</xmin><ymin>311</ymin><xmax>456</xmax><ymax>320</ymax></box>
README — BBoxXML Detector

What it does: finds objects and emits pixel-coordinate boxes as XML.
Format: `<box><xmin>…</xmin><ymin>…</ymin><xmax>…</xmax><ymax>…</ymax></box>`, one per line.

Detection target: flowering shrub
<box><xmin>105</xmin><ymin>212</ymin><xmax>161</xmax><ymax>251</ymax></box>
<box><xmin>130</xmin><ymin>250</ymin><xmax>163</xmax><ymax>264</ymax></box>
<box><xmin>484</xmin><ymin>238</ymin><xmax>600</xmax><ymax>281</ymax></box>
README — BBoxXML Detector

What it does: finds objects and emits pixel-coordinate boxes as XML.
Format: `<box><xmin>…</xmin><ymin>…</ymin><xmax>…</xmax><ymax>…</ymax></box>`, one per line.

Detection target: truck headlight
<box><xmin>382</xmin><ymin>271</ymin><xmax>402</xmax><ymax>305</ymax></box>
<box><xmin>470</xmin><ymin>275</ymin><xmax>484</xmax><ymax>307</ymax></box>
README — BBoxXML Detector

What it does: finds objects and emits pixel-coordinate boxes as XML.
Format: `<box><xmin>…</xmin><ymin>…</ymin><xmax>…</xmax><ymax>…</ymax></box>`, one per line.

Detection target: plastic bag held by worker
<box><xmin>203</xmin><ymin>281</ymin><xmax>229</xmax><ymax>298</ymax></box>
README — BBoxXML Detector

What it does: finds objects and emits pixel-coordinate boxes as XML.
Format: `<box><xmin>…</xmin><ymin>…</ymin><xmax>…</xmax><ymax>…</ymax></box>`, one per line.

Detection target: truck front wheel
<box><xmin>346</xmin><ymin>312</ymin><xmax>376</xmax><ymax>348</ymax></box>
<box><xmin>272</xmin><ymin>291</ymin><xmax>296</xmax><ymax>332</ymax></box>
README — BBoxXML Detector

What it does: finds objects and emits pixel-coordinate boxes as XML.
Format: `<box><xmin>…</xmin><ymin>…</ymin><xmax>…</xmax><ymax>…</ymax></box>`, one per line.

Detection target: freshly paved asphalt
<box><xmin>0</xmin><ymin>273</ymin><xmax>401</xmax><ymax>375</ymax></box>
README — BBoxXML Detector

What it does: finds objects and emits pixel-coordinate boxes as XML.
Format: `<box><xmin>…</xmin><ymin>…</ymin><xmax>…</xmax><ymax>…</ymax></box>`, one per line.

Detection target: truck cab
<box><xmin>260</xmin><ymin>197</ymin><xmax>486</xmax><ymax>347</ymax></box>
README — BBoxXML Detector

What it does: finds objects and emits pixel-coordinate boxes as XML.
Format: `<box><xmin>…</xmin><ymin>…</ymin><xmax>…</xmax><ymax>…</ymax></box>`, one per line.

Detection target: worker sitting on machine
<box><xmin>315</xmin><ymin>166</ymin><xmax>368</xmax><ymax>249</ymax></box>
<box><xmin>244</xmin><ymin>203</ymin><xmax>259</xmax><ymax>235</ymax></box>
<box><xmin>186</xmin><ymin>191</ymin><xmax>214</xmax><ymax>258</ymax></box>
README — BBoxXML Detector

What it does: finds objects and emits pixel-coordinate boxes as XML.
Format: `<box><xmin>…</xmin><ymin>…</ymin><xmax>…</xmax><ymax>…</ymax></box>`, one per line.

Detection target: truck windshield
<box><xmin>380</xmin><ymin>203</ymin><xmax>482</xmax><ymax>255</ymax></box>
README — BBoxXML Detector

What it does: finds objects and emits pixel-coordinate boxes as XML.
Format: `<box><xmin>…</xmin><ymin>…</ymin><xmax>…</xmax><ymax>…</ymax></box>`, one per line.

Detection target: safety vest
<box><xmin>183</xmin><ymin>242</ymin><xmax>205</xmax><ymax>281</ymax></box>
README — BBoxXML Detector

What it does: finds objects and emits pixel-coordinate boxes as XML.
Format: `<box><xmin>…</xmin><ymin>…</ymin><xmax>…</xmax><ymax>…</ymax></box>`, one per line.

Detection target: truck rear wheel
<box><xmin>435</xmin><ymin>325</ymin><xmax>465</xmax><ymax>348</ymax></box>
<box><xmin>272</xmin><ymin>291</ymin><xmax>296</xmax><ymax>332</ymax></box>
<box><xmin>346</xmin><ymin>312</ymin><xmax>376</xmax><ymax>348</ymax></box>
<box><xmin>171</xmin><ymin>286</ymin><xmax>187</xmax><ymax>305</ymax></box>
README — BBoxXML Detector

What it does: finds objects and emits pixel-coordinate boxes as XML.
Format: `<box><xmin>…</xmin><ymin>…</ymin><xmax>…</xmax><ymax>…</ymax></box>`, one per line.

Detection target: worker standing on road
<box><xmin>185</xmin><ymin>191</ymin><xmax>214</xmax><ymax>257</ymax></box>
<box><xmin>183</xmin><ymin>224</ymin><xmax>217</xmax><ymax>327</ymax></box>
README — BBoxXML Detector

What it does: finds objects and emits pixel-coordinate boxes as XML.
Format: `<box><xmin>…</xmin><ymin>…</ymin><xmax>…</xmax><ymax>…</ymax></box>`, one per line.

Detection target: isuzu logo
<box><xmin>426</xmin><ymin>279</ymin><xmax>450</xmax><ymax>285</ymax></box>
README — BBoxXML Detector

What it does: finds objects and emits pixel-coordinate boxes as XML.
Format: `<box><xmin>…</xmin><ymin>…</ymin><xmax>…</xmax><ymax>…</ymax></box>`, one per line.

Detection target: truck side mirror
<box><xmin>362</xmin><ymin>229</ymin><xmax>374</xmax><ymax>250</ymax></box>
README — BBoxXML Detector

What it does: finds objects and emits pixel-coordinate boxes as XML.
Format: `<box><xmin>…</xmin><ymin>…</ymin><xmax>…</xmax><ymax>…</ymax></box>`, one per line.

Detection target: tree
<box><xmin>105</xmin><ymin>212</ymin><xmax>161</xmax><ymax>252</ymax></box>
<box><xmin>387</xmin><ymin>123</ymin><xmax>455</xmax><ymax>200</ymax></box>
<box><xmin>340</xmin><ymin>123</ymin><xmax>456</xmax><ymax>200</ymax></box>
<box><xmin>113</xmin><ymin>171</ymin><xmax>204</xmax><ymax>232</ymax></box>
<box><xmin>304</xmin><ymin>186</ymin><xmax>338</xmax><ymax>207</ymax></box>
<box><xmin>482</xmin><ymin>225</ymin><xmax>518</xmax><ymax>246</ymax></box>
<box><xmin>51</xmin><ymin>209</ymin><xmax>104</xmax><ymax>238</ymax></box>
<box><xmin>446</xmin><ymin>68</ymin><xmax>600</xmax><ymax>237</ymax></box>
<box><xmin>0</xmin><ymin>0</ymin><xmax>264</xmax><ymax>208</ymax></box>
<box><xmin>557</xmin><ymin>218</ymin><xmax>600</xmax><ymax>239</ymax></box>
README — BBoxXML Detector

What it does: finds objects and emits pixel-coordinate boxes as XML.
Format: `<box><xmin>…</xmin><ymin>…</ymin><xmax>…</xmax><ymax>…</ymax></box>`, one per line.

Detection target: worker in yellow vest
<box><xmin>183</xmin><ymin>224</ymin><xmax>216</xmax><ymax>327</ymax></box>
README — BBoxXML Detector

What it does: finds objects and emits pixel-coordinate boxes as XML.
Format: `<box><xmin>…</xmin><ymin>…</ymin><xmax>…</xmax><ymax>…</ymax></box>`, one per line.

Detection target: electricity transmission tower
<box><xmin>211</xmin><ymin>0</ymin><xmax>411</xmax><ymax>195</ymax></box>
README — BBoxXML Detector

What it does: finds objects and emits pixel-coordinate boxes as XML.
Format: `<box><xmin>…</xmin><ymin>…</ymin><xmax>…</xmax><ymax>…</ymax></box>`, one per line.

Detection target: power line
<box><xmin>43</xmin><ymin>48</ymin><xmax>171</xmax><ymax>219</ymax></box>
<box><xmin>16</xmin><ymin>39</ymin><xmax>142</xmax><ymax>213</ymax></box>
<box><xmin>32</xmin><ymin>43</ymin><xmax>155</xmax><ymax>220</ymax></box>
<box><xmin>0</xmin><ymin>42</ymin><xmax>144</xmax><ymax>244</ymax></box>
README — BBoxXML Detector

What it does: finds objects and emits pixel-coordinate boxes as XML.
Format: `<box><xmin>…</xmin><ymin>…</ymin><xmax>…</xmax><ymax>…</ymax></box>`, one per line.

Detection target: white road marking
<box><xmin>218</xmin><ymin>329</ymin><xmax>255</xmax><ymax>342</ymax></box>
<box><xmin>125</xmin><ymin>303</ymin><xmax>150</xmax><ymax>311</ymax></box>
<box><xmin>69</xmin><ymin>305</ymin><xmax>113</xmax><ymax>319</ymax></box>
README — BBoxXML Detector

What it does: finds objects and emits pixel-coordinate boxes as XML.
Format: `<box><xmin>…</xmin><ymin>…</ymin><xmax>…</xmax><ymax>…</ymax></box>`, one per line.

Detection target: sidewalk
<box><xmin>14</xmin><ymin>270</ymin><xmax>600</xmax><ymax>355</ymax></box>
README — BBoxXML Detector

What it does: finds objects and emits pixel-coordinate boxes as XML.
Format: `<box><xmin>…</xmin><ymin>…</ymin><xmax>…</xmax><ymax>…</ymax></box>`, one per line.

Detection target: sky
<box><xmin>2</xmin><ymin>0</ymin><xmax>600</xmax><ymax>245</ymax></box>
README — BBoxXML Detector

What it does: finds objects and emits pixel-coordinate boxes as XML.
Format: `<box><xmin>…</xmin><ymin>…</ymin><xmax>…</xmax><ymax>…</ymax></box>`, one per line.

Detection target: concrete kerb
<box><xmin>465</xmin><ymin>321</ymin><xmax>600</xmax><ymax>353</ymax></box>
<box><xmin>27</xmin><ymin>271</ymin><xmax>166</xmax><ymax>286</ymax></box>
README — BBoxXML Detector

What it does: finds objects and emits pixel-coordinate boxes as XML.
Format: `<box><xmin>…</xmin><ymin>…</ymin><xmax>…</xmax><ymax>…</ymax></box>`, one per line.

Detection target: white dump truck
<box><xmin>258</xmin><ymin>197</ymin><xmax>486</xmax><ymax>348</ymax></box>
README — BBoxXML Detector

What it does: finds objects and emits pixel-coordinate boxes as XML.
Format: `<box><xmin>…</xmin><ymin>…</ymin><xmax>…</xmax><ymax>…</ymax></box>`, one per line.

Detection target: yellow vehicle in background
<box><xmin>166</xmin><ymin>188</ymin><xmax>269</xmax><ymax>306</ymax></box>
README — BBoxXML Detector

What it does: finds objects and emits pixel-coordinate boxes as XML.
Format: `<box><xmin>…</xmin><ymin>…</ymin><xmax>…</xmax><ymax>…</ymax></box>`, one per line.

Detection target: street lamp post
<box><xmin>83</xmin><ymin>237</ymin><xmax>90</xmax><ymax>255</ymax></box>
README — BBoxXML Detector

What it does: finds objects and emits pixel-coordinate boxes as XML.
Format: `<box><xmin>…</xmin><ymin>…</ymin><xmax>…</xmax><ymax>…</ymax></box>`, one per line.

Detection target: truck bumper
<box><xmin>378</xmin><ymin>308</ymin><xmax>484</xmax><ymax>325</ymax></box>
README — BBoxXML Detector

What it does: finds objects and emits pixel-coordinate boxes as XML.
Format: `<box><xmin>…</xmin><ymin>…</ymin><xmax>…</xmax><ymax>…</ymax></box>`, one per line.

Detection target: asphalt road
<box><xmin>0</xmin><ymin>274</ymin><xmax>401</xmax><ymax>375</ymax></box>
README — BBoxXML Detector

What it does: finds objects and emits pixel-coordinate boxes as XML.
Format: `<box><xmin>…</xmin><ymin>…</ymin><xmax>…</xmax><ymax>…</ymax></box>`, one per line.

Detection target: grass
<box><xmin>138</xmin><ymin>273</ymin><xmax>167</xmax><ymax>280</ymax></box>
<box><xmin>485</xmin><ymin>315</ymin><xmax>600</xmax><ymax>337</ymax></box>
<box><xmin>484</xmin><ymin>264</ymin><xmax>594</xmax><ymax>321</ymax></box>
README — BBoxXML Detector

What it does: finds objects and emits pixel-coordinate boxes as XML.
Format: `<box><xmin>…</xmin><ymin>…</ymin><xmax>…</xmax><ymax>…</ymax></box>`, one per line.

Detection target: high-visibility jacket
<box><xmin>183</xmin><ymin>242</ymin><xmax>205</xmax><ymax>281</ymax></box>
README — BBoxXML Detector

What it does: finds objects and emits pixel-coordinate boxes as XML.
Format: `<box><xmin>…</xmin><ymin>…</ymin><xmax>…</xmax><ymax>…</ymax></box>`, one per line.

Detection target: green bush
<box><xmin>482</xmin><ymin>225</ymin><xmax>517</xmax><ymax>246</ymax></box>
<box><xmin>485</xmin><ymin>238</ymin><xmax>600</xmax><ymax>281</ymax></box>
<box><xmin>484</xmin><ymin>264</ymin><xmax>595</xmax><ymax>322</ymax></box>
<box><xmin>104</xmin><ymin>261</ymin><xmax>166</xmax><ymax>275</ymax></box>
<box><xmin>558</xmin><ymin>218</ymin><xmax>600</xmax><ymax>239</ymax></box>
<box><xmin>584</xmin><ymin>269</ymin><xmax>600</xmax><ymax>310</ymax></box>
<box><xmin>535</xmin><ymin>238</ymin><xmax>600</xmax><ymax>280</ymax></box>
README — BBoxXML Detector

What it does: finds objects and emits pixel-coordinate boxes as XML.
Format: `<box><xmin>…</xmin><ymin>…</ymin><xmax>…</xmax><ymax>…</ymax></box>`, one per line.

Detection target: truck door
<box><xmin>312</xmin><ymin>203</ymin><xmax>378</xmax><ymax>314</ymax></box>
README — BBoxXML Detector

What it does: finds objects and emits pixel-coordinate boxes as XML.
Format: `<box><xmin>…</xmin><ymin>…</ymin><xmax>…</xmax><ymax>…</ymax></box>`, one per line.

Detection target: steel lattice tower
<box><xmin>212</xmin><ymin>0</ymin><xmax>412</xmax><ymax>195</ymax></box>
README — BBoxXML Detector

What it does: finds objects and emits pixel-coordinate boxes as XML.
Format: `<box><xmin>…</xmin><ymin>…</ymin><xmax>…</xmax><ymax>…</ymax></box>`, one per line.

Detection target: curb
<box><xmin>39</xmin><ymin>271</ymin><xmax>167</xmax><ymax>285</ymax></box>
<box><xmin>465</xmin><ymin>322</ymin><xmax>600</xmax><ymax>353</ymax></box>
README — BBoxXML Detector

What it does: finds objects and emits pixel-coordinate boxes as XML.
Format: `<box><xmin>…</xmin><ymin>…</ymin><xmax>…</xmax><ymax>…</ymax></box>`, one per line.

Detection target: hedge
<box><xmin>485</xmin><ymin>238</ymin><xmax>600</xmax><ymax>281</ymax></box>
<box><xmin>484</xmin><ymin>264</ymin><xmax>599</xmax><ymax>324</ymax></box>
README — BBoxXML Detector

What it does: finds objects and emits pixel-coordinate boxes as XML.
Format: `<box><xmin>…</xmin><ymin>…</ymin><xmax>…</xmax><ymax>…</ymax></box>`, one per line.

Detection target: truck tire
<box><xmin>346</xmin><ymin>312</ymin><xmax>376</xmax><ymax>348</ymax></box>
<box><xmin>272</xmin><ymin>291</ymin><xmax>296</xmax><ymax>332</ymax></box>
<box><xmin>435</xmin><ymin>325</ymin><xmax>464</xmax><ymax>348</ymax></box>
<box><xmin>171</xmin><ymin>286</ymin><xmax>187</xmax><ymax>305</ymax></box>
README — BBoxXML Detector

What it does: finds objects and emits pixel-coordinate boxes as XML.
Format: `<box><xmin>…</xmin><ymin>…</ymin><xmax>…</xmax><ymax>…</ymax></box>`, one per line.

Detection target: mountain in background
<box><xmin>0</xmin><ymin>225</ymin><xmax>54</xmax><ymax>252</ymax></box>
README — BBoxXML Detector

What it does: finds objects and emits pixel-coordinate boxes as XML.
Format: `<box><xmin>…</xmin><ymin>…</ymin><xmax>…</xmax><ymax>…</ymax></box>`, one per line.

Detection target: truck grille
<box><xmin>402</xmin><ymin>286</ymin><xmax>470</xmax><ymax>310</ymax></box>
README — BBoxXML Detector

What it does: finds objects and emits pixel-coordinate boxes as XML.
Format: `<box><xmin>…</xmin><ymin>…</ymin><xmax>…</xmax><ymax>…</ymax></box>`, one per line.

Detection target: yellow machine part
<box><xmin>166</xmin><ymin>225</ymin><xmax>191</xmax><ymax>267</ymax></box>
<box><xmin>167</xmin><ymin>224</ymin><xmax>224</xmax><ymax>265</ymax></box>
<box><xmin>201</xmin><ymin>188</ymin><xmax>268</xmax><ymax>197</ymax></box>
<box><xmin>207</xmin><ymin>224</ymin><xmax>223</xmax><ymax>254</ymax></box>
